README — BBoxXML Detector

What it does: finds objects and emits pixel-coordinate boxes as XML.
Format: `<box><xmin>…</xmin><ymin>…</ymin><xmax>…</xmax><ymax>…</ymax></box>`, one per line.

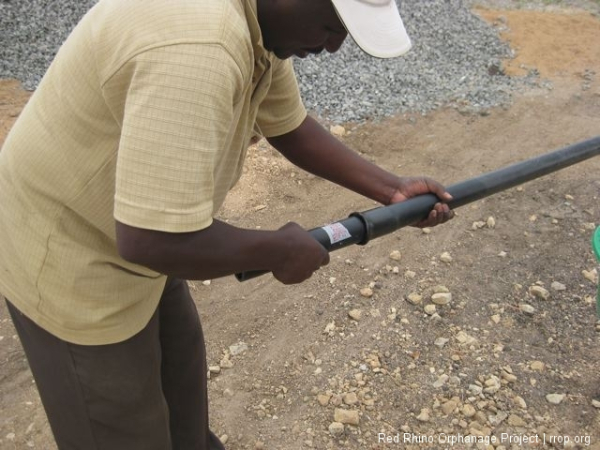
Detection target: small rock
<box><xmin>507</xmin><ymin>414</ymin><xmax>527</xmax><ymax>427</ymax></box>
<box><xmin>360</xmin><ymin>288</ymin><xmax>373</xmax><ymax>298</ymax></box>
<box><xmin>519</xmin><ymin>304</ymin><xmax>536</xmax><ymax>315</ymax></box>
<box><xmin>501</xmin><ymin>371</ymin><xmax>517</xmax><ymax>383</ymax></box>
<box><xmin>406</xmin><ymin>292</ymin><xmax>423</xmax><ymax>305</ymax></box>
<box><xmin>472</xmin><ymin>221</ymin><xmax>486</xmax><ymax>230</ymax></box>
<box><xmin>551</xmin><ymin>281</ymin><xmax>566</xmax><ymax>291</ymax></box>
<box><xmin>433</xmin><ymin>374</ymin><xmax>449</xmax><ymax>388</ymax></box>
<box><xmin>441</xmin><ymin>400</ymin><xmax>458</xmax><ymax>415</ymax></box>
<box><xmin>440</xmin><ymin>252</ymin><xmax>453</xmax><ymax>263</ymax></box>
<box><xmin>483</xmin><ymin>376</ymin><xmax>501</xmax><ymax>394</ymax></box>
<box><xmin>348</xmin><ymin>309</ymin><xmax>362</xmax><ymax>321</ymax></box>
<box><xmin>434</xmin><ymin>337</ymin><xmax>449</xmax><ymax>348</ymax></box>
<box><xmin>513</xmin><ymin>395</ymin><xmax>527</xmax><ymax>409</ymax></box>
<box><xmin>530</xmin><ymin>361</ymin><xmax>545</xmax><ymax>372</ymax></box>
<box><xmin>330</xmin><ymin>394</ymin><xmax>343</xmax><ymax>406</ymax></box>
<box><xmin>343</xmin><ymin>392</ymin><xmax>359</xmax><ymax>405</ymax></box>
<box><xmin>592</xmin><ymin>400</ymin><xmax>600</xmax><ymax>409</ymax></box>
<box><xmin>455</xmin><ymin>331</ymin><xmax>477</xmax><ymax>345</ymax></box>
<box><xmin>328</xmin><ymin>422</ymin><xmax>345</xmax><ymax>437</ymax></box>
<box><xmin>583</xmin><ymin>269</ymin><xmax>598</xmax><ymax>284</ymax></box>
<box><xmin>330</xmin><ymin>125</ymin><xmax>346</xmax><ymax>137</ymax></box>
<box><xmin>546</xmin><ymin>393</ymin><xmax>566</xmax><ymax>405</ymax></box>
<box><xmin>220</xmin><ymin>355</ymin><xmax>234</xmax><ymax>368</ymax></box>
<box><xmin>489</xmin><ymin>412</ymin><xmax>508</xmax><ymax>427</ymax></box>
<box><xmin>334</xmin><ymin>408</ymin><xmax>360</xmax><ymax>426</ymax></box>
<box><xmin>389</xmin><ymin>250</ymin><xmax>402</xmax><ymax>261</ymax></box>
<box><xmin>209</xmin><ymin>366</ymin><xmax>221</xmax><ymax>374</ymax></box>
<box><xmin>317</xmin><ymin>394</ymin><xmax>331</xmax><ymax>406</ymax></box>
<box><xmin>529</xmin><ymin>285</ymin><xmax>550</xmax><ymax>300</ymax></box>
<box><xmin>486</xmin><ymin>216</ymin><xmax>496</xmax><ymax>228</ymax></box>
<box><xmin>462</xmin><ymin>404</ymin><xmax>476</xmax><ymax>417</ymax></box>
<box><xmin>468</xmin><ymin>384</ymin><xmax>483</xmax><ymax>395</ymax></box>
<box><xmin>424</xmin><ymin>304</ymin><xmax>436</xmax><ymax>315</ymax></box>
<box><xmin>431</xmin><ymin>292</ymin><xmax>452</xmax><ymax>305</ymax></box>
<box><xmin>416</xmin><ymin>408</ymin><xmax>430</xmax><ymax>422</ymax></box>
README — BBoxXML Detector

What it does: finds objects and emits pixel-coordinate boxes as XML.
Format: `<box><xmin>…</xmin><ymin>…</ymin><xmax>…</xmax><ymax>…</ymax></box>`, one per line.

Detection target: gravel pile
<box><xmin>295</xmin><ymin>0</ymin><xmax>531</xmax><ymax>122</ymax></box>
<box><xmin>0</xmin><ymin>0</ymin><xmax>533</xmax><ymax>122</ymax></box>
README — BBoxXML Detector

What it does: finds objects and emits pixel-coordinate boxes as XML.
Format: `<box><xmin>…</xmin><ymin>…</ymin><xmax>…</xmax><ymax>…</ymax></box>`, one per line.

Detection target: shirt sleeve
<box><xmin>111</xmin><ymin>44</ymin><xmax>245</xmax><ymax>232</ymax></box>
<box><xmin>255</xmin><ymin>58</ymin><xmax>307</xmax><ymax>138</ymax></box>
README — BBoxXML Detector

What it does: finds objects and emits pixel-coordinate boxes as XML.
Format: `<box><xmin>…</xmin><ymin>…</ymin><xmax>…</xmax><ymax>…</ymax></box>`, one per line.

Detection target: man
<box><xmin>0</xmin><ymin>0</ymin><xmax>453</xmax><ymax>448</ymax></box>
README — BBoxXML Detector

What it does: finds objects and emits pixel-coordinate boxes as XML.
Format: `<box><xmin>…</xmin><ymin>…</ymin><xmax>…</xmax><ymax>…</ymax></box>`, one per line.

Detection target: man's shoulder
<box><xmin>88</xmin><ymin>0</ymin><xmax>253</xmax><ymax>81</ymax></box>
<box><xmin>96</xmin><ymin>0</ymin><xmax>248</xmax><ymax>41</ymax></box>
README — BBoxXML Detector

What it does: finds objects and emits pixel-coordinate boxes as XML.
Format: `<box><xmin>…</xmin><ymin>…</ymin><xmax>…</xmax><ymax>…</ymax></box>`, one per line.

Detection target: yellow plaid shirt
<box><xmin>0</xmin><ymin>0</ymin><xmax>306</xmax><ymax>344</ymax></box>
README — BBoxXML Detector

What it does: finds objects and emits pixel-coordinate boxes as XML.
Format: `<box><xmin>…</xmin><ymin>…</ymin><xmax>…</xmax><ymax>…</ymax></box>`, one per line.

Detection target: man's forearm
<box><xmin>267</xmin><ymin>116</ymin><xmax>400</xmax><ymax>205</ymax></box>
<box><xmin>116</xmin><ymin>219</ymin><xmax>282</xmax><ymax>280</ymax></box>
<box><xmin>115</xmin><ymin>219</ymin><xmax>329</xmax><ymax>283</ymax></box>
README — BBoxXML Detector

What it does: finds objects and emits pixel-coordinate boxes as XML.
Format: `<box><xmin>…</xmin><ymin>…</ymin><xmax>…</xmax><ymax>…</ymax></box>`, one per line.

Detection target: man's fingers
<box><xmin>424</xmin><ymin>178</ymin><xmax>453</xmax><ymax>202</ymax></box>
<box><xmin>414</xmin><ymin>203</ymin><xmax>454</xmax><ymax>228</ymax></box>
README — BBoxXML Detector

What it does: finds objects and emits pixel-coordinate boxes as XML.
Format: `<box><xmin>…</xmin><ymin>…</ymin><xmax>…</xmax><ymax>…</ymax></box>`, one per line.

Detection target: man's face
<box><xmin>259</xmin><ymin>0</ymin><xmax>349</xmax><ymax>60</ymax></box>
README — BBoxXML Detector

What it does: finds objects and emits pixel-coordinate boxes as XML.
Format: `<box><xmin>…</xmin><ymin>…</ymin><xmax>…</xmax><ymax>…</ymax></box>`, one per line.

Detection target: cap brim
<box><xmin>331</xmin><ymin>0</ymin><xmax>411</xmax><ymax>59</ymax></box>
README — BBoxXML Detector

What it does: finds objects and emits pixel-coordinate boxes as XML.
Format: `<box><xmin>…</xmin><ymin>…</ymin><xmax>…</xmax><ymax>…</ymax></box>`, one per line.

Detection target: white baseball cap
<box><xmin>330</xmin><ymin>0</ymin><xmax>412</xmax><ymax>59</ymax></box>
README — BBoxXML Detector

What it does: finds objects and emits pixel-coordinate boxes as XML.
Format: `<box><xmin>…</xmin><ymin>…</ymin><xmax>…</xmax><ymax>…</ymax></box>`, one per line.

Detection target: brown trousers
<box><xmin>6</xmin><ymin>278</ymin><xmax>224</xmax><ymax>450</ymax></box>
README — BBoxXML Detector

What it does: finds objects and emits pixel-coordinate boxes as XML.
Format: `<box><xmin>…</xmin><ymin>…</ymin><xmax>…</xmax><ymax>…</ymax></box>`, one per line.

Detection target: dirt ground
<box><xmin>1</xmin><ymin>3</ymin><xmax>600</xmax><ymax>450</ymax></box>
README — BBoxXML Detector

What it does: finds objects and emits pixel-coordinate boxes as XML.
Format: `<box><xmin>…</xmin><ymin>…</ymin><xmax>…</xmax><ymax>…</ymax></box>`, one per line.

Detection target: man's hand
<box><xmin>388</xmin><ymin>177</ymin><xmax>454</xmax><ymax>228</ymax></box>
<box><xmin>271</xmin><ymin>222</ymin><xmax>330</xmax><ymax>284</ymax></box>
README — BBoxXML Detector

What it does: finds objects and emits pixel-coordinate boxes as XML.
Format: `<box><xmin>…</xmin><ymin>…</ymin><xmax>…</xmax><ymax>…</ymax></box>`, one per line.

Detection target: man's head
<box><xmin>257</xmin><ymin>0</ymin><xmax>411</xmax><ymax>60</ymax></box>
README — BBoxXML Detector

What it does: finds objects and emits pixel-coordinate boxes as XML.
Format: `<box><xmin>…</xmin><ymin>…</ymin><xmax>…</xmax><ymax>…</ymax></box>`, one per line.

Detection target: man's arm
<box><xmin>267</xmin><ymin>115</ymin><xmax>454</xmax><ymax>227</ymax></box>
<box><xmin>115</xmin><ymin>219</ymin><xmax>329</xmax><ymax>284</ymax></box>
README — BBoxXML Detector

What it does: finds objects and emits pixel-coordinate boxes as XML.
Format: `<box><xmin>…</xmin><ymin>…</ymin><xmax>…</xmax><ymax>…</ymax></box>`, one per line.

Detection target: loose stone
<box><xmin>440</xmin><ymin>252</ymin><xmax>453</xmax><ymax>263</ymax></box>
<box><xmin>462</xmin><ymin>404</ymin><xmax>476</xmax><ymax>417</ymax></box>
<box><xmin>360</xmin><ymin>288</ymin><xmax>373</xmax><ymax>298</ymax></box>
<box><xmin>441</xmin><ymin>400</ymin><xmax>458</xmax><ymax>415</ymax></box>
<box><xmin>431</xmin><ymin>292</ymin><xmax>452</xmax><ymax>305</ymax></box>
<box><xmin>389</xmin><ymin>250</ymin><xmax>402</xmax><ymax>261</ymax></box>
<box><xmin>348</xmin><ymin>309</ymin><xmax>362</xmax><ymax>321</ymax></box>
<box><xmin>519</xmin><ymin>304</ymin><xmax>536</xmax><ymax>315</ymax></box>
<box><xmin>529</xmin><ymin>285</ymin><xmax>550</xmax><ymax>300</ymax></box>
<box><xmin>330</xmin><ymin>125</ymin><xmax>346</xmax><ymax>137</ymax></box>
<box><xmin>334</xmin><ymin>408</ymin><xmax>360</xmax><ymax>426</ymax></box>
<box><xmin>343</xmin><ymin>392</ymin><xmax>359</xmax><ymax>406</ymax></box>
<box><xmin>328</xmin><ymin>422</ymin><xmax>345</xmax><ymax>437</ymax></box>
<box><xmin>434</xmin><ymin>337</ymin><xmax>449</xmax><ymax>348</ymax></box>
<box><xmin>546</xmin><ymin>393</ymin><xmax>565</xmax><ymax>405</ymax></box>
<box><xmin>416</xmin><ymin>408</ymin><xmax>431</xmax><ymax>422</ymax></box>
<box><xmin>406</xmin><ymin>293</ymin><xmax>423</xmax><ymax>305</ymax></box>
<box><xmin>424</xmin><ymin>304</ymin><xmax>437</xmax><ymax>315</ymax></box>
<box><xmin>317</xmin><ymin>394</ymin><xmax>331</xmax><ymax>406</ymax></box>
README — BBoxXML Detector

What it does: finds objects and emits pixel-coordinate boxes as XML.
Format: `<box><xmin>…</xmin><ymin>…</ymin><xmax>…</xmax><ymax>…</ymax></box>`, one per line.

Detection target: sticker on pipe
<box><xmin>322</xmin><ymin>222</ymin><xmax>351</xmax><ymax>244</ymax></box>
